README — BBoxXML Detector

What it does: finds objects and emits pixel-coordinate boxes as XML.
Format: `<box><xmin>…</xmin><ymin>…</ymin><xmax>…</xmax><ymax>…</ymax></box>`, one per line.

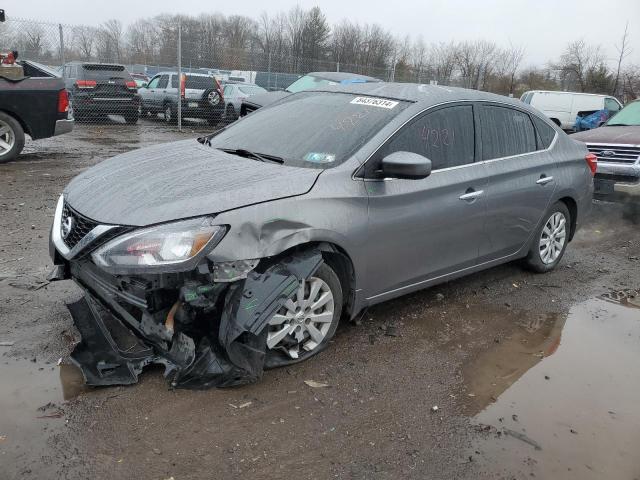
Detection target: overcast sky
<box><xmin>5</xmin><ymin>0</ymin><xmax>640</xmax><ymax>66</ymax></box>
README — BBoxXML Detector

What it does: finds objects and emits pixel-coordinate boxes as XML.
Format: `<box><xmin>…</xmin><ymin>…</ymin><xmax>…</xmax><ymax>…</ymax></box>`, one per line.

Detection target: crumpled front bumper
<box><xmin>52</xmin><ymin>249</ymin><xmax>324</xmax><ymax>389</ymax></box>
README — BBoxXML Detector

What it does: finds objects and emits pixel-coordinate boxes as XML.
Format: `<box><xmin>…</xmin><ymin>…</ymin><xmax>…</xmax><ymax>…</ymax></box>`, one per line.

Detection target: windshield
<box><xmin>206</xmin><ymin>92</ymin><xmax>409</xmax><ymax>168</ymax></box>
<box><xmin>286</xmin><ymin>75</ymin><xmax>339</xmax><ymax>93</ymax></box>
<box><xmin>606</xmin><ymin>101</ymin><xmax>640</xmax><ymax>126</ymax></box>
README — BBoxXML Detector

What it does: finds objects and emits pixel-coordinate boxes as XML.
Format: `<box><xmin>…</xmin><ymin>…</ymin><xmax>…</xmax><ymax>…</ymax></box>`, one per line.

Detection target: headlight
<box><xmin>91</xmin><ymin>217</ymin><xmax>226</xmax><ymax>271</ymax></box>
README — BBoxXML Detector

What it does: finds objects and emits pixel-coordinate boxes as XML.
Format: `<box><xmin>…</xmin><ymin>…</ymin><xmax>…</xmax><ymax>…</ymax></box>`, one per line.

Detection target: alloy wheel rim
<box><xmin>0</xmin><ymin>120</ymin><xmax>15</xmax><ymax>157</ymax></box>
<box><xmin>165</xmin><ymin>107</ymin><xmax>171</xmax><ymax>121</ymax></box>
<box><xmin>267</xmin><ymin>276</ymin><xmax>335</xmax><ymax>359</ymax></box>
<box><xmin>539</xmin><ymin>211</ymin><xmax>567</xmax><ymax>264</ymax></box>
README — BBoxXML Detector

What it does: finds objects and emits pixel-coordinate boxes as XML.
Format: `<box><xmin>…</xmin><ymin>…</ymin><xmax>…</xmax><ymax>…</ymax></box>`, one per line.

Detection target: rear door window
<box><xmin>170</xmin><ymin>74</ymin><xmax>178</xmax><ymax>88</ymax></box>
<box><xmin>373</xmin><ymin>105</ymin><xmax>476</xmax><ymax>173</ymax></box>
<box><xmin>479</xmin><ymin>105</ymin><xmax>537</xmax><ymax>160</ymax></box>
<box><xmin>157</xmin><ymin>75</ymin><xmax>168</xmax><ymax>89</ymax></box>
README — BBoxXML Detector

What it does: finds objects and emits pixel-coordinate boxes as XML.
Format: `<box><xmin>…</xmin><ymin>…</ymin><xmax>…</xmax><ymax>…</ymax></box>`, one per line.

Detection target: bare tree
<box><xmin>431</xmin><ymin>41</ymin><xmax>458</xmax><ymax>85</ymax></box>
<box><xmin>557</xmin><ymin>39</ymin><xmax>606</xmax><ymax>92</ymax></box>
<box><xmin>73</xmin><ymin>26</ymin><xmax>97</xmax><ymax>60</ymax></box>
<box><xmin>613</xmin><ymin>22</ymin><xmax>632</xmax><ymax>96</ymax></box>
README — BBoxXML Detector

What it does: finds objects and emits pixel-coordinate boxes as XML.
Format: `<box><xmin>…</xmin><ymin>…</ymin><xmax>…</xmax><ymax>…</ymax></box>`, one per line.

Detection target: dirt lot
<box><xmin>1</xmin><ymin>122</ymin><xmax>639</xmax><ymax>480</ymax></box>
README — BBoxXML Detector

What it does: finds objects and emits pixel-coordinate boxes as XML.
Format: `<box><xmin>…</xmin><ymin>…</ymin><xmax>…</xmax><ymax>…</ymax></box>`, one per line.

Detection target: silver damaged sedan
<box><xmin>49</xmin><ymin>83</ymin><xmax>595</xmax><ymax>389</ymax></box>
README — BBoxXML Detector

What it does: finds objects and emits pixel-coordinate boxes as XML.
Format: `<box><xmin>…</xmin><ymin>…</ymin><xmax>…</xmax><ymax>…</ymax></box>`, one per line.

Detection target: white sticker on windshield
<box><xmin>350</xmin><ymin>96</ymin><xmax>399</xmax><ymax>109</ymax></box>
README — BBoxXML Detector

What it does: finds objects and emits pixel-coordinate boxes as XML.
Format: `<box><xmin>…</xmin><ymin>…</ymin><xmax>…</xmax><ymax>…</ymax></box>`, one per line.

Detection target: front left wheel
<box><xmin>265</xmin><ymin>263</ymin><xmax>343</xmax><ymax>365</ymax></box>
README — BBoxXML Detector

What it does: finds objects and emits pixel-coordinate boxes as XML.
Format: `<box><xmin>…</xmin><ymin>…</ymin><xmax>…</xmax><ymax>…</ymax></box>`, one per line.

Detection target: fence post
<box><xmin>336</xmin><ymin>61</ymin><xmax>340</xmax><ymax>73</ymax></box>
<box><xmin>177</xmin><ymin>19</ymin><xmax>182</xmax><ymax>132</ymax></box>
<box><xmin>58</xmin><ymin>24</ymin><xmax>65</xmax><ymax>75</ymax></box>
<box><xmin>267</xmin><ymin>52</ymin><xmax>272</xmax><ymax>90</ymax></box>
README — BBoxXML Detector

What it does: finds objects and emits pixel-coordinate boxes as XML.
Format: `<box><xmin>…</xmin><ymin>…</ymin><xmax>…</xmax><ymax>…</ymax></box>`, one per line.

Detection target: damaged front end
<box><xmin>49</xmin><ymin>196</ymin><xmax>324</xmax><ymax>389</ymax></box>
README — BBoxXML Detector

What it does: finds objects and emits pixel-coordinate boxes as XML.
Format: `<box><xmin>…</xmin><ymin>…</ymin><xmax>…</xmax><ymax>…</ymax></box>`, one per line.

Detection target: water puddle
<box><xmin>0</xmin><ymin>359</ymin><xmax>90</xmax><ymax>477</ymax></box>
<box><xmin>468</xmin><ymin>297</ymin><xmax>640</xmax><ymax>479</ymax></box>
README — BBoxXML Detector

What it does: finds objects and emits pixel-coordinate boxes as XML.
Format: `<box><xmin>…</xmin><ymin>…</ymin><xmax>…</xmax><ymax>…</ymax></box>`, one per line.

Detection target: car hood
<box><xmin>63</xmin><ymin>140</ymin><xmax>321</xmax><ymax>226</ymax></box>
<box><xmin>571</xmin><ymin>126</ymin><xmax>640</xmax><ymax>145</ymax></box>
<box><xmin>243</xmin><ymin>90</ymin><xmax>292</xmax><ymax>109</ymax></box>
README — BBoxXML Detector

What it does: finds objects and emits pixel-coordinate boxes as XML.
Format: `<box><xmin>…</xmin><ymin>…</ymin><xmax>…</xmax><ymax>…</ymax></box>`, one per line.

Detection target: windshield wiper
<box><xmin>217</xmin><ymin>148</ymin><xmax>284</xmax><ymax>164</ymax></box>
<box><xmin>605</xmin><ymin>123</ymin><xmax>635</xmax><ymax>127</ymax></box>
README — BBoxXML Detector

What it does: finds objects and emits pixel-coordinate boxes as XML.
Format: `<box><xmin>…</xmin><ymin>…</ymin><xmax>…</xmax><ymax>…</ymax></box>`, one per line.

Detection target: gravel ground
<box><xmin>1</xmin><ymin>122</ymin><xmax>639</xmax><ymax>480</ymax></box>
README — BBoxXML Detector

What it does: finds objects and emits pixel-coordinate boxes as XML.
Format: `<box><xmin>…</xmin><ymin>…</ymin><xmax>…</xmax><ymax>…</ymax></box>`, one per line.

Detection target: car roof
<box><xmin>311</xmin><ymin>82</ymin><xmax>526</xmax><ymax>109</ymax></box>
<box><xmin>524</xmin><ymin>90</ymin><xmax>612</xmax><ymax>98</ymax></box>
<box><xmin>307</xmin><ymin>71</ymin><xmax>381</xmax><ymax>82</ymax></box>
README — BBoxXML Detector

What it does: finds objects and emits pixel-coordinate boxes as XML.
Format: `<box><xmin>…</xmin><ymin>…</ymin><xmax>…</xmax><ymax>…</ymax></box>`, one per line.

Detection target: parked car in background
<box><xmin>240</xmin><ymin>71</ymin><xmax>382</xmax><ymax>116</ymax></box>
<box><xmin>572</xmin><ymin>99</ymin><xmax>640</xmax><ymax>199</ymax></box>
<box><xmin>49</xmin><ymin>83</ymin><xmax>594</xmax><ymax>389</ymax></box>
<box><xmin>520</xmin><ymin>90</ymin><xmax>622</xmax><ymax>131</ymax></box>
<box><xmin>222</xmin><ymin>82</ymin><xmax>267</xmax><ymax>122</ymax></box>
<box><xmin>131</xmin><ymin>73</ymin><xmax>149</xmax><ymax>88</ymax></box>
<box><xmin>138</xmin><ymin>72</ymin><xmax>224</xmax><ymax>125</ymax></box>
<box><xmin>0</xmin><ymin>60</ymin><xmax>73</xmax><ymax>163</ymax></box>
<box><xmin>63</xmin><ymin>62</ymin><xmax>140</xmax><ymax>124</ymax></box>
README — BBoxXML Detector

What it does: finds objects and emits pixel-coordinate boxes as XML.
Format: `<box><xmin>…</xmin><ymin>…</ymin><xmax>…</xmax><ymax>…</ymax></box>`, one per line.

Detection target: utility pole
<box><xmin>177</xmin><ymin>19</ymin><xmax>182</xmax><ymax>132</ymax></box>
<box><xmin>59</xmin><ymin>24</ymin><xmax>66</xmax><ymax>76</ymax></box>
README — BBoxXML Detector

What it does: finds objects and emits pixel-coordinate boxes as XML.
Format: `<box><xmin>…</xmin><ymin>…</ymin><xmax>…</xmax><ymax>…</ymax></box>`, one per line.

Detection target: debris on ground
<box><xmin>431</xmin><ymin>405</ymin><xmax>439</xmax><ymax>412</ymax></box>
<box><xmin>0</xmin><ymin>341</ymin><xmax>15</xmax><ymax>346</ymax></box>
<box><xmin>304</xmin><ymin>380</ymin><xmax>329</xmax><ymax>388</ymax></box>
<box><xmin>503</xmin><ymin>428</ymin><xmax>542</xmax><ymax>451</ymax></box>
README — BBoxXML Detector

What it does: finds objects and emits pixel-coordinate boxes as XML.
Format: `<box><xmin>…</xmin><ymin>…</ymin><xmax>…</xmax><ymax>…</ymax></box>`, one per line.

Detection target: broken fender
<box><xmin>68</xmin><ymin>249</ymin><xmax>323</xmax><ymax>389</ymax></box>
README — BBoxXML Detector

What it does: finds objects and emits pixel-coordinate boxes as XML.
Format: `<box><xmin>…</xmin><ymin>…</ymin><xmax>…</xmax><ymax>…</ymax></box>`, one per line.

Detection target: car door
<box><xmin>155</xmin><ymin>74</ymin><xmax>169</xmax><ymax>109</ymax></box>
<box><xmin>141</xmin><ymin>75</ymin><xmax>161</xmax><ymax>111</ymax></box>
<box><xmin>363</xmin><ymin>103</ymin><xmax>490</xmax><ymax>301</ymax></box>
<box><xmin>478</xmin><ymin>104</ymin><xmax>557</xmax><ymax>262</ymax></box>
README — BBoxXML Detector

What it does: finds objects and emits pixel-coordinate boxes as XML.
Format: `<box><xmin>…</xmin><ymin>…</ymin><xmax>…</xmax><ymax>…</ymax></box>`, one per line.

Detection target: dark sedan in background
<box><xmin>240</xmin><ymin>71</ymin><xmax>381</xmax><ymax>116</ymax></box>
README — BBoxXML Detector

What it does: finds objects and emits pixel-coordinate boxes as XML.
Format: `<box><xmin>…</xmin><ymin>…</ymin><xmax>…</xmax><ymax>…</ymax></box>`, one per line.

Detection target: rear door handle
<box><xmin>536</xmin><ymin>175</ymin><xmax>554</xmax><ymax>185</ymax></box>
<box><xmin>459</xmin><ymin>190</ymin><xmax>484</xmax><ymax>201</ymax></box>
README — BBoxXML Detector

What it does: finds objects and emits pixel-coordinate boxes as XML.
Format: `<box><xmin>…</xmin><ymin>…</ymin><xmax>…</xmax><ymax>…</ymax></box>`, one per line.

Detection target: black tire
<box><xmin>124</xmin><ymin>112</ymin><xmax>139</xmax><ymax>125</ymax></box>
<box><xmin>0</xmin><ymin>111</ymin><xmax>25</xmax><ymax>164</ymax></box>
<box><xmin>265</xmin><ymin>262</ymin><xmax>343</xmax><ymax>367</ymax></box>
<box><xmin>225</xmin><ymin>104</ymin><xmax>237</xmax><ymax>124</ymax></box>
<box><xmin>164</xmin><ymin>104</ymin><xmax>176</xmax><ymax>124</ymax></box>
<box><xmin>524</xmin><ymin>201</ymin><xmax>571</xmax><ymax>273</ymax></box>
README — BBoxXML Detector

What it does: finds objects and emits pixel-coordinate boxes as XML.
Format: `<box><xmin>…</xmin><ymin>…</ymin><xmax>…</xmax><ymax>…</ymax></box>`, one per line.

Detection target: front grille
<box><xmin>586</xmin><ymin>144</ymin><xmax>640</xmax><ymax>164</ymax></box>
<box><xmin>61</xmin><ymin>202</ymin><xmax>99</xmax><ymax>250</ymax></box>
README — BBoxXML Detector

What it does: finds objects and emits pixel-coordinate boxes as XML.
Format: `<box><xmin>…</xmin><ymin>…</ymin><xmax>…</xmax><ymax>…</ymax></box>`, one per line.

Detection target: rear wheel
<box><xmin>124</xmin><ymin>112</ymin><xmax>139</xmax><ymax>124</ymax></box>
<box><xmin>524</xmin><ymin>202</ymin><xmax>570</xmax><ymax>273</ymax></box>
<box><xmin>265</xmin><ymin>263</ymin><xmax>342</xmax><ymax>366</ymax></box>
<box><xmin>0</xmin><ymin>112</ymin><xmax>25</xmax><ymax>164</ymax></box>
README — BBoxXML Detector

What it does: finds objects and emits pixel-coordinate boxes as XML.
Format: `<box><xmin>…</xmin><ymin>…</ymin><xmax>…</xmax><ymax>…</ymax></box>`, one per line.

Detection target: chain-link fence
<box><xmin>1</xmin><ymin>16</ymin><xmax>406</xmax><ymax>130</ymax></box>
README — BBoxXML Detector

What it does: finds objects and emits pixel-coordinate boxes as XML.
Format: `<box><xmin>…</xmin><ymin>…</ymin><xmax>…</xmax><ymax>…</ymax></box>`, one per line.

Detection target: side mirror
<box><xmin>381</xmin><ymin>151</ymin><xmax>432</xmax><ymax>179</ymax></box>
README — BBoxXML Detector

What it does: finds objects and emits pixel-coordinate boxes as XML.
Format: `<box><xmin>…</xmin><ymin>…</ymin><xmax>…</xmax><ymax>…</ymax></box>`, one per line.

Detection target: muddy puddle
<box><xmin>0</xmin><ymin>358</ymin><xmax>89</xmax><ymax>477</ymax></box>
<box><xmin>467</xmin><ymin>293</ymin><xmax>640</xmax><ymax>479</ymax></box>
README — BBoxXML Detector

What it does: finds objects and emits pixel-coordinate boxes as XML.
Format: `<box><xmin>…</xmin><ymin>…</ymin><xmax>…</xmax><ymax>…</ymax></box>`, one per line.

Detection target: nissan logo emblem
<box><xmin>601</xmin><ymin>150</ymin><xmax>616</xmax><ymax>157</ymax></box>
<box><xmin>61</xmin><ymin>215</ymin><xmax>74</xmax><ymax>240</ymax></box>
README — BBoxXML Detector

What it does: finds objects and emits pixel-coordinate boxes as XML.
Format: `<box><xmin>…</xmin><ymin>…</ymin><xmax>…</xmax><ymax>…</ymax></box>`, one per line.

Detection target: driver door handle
<box><xmin>459</xmin><ymin>190</ymin><xmax>484</xmax><ymax>201</ymax></box>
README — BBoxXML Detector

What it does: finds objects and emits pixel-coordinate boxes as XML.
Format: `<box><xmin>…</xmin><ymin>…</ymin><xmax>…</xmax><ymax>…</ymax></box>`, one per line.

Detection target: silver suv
<box><xmin>138</xmin><ymin>72</ymin><xmax>224</xmax><ymax>124</ymax></box>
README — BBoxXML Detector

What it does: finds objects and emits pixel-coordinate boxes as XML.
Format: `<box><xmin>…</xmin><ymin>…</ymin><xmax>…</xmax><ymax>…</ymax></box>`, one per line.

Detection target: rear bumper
<box><xmin>53</xmin><ymin>118</ymin><xmax>74</xmax><ymax>136</ymax></box>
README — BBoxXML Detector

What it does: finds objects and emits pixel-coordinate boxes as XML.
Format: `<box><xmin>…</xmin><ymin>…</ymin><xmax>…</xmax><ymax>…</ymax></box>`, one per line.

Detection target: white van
<box><xmin>520</xmin><ymin>90</ymin><xmax>622</xmax><ymax>131</ymax></box>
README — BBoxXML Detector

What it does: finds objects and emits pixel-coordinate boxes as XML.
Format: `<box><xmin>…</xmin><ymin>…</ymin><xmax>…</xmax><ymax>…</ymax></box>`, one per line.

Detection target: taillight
<box><xmin>215</xmin><ymin>78</ymin><xmax>223</xmax><ymax>101</ymax></box>
<box><xmin>126</xmin><ymin>80</ymin><xmax>137</xmax><ymax>89</ymax></box>
<box><xmin>585</xmin><ymin>153</ymin><xmax>597</xmax><ymax>176</ymax></box>
<box><xmin>75</xmin><ymin>80</ymin><xmax>96</xmax><ymax>89</ymax></box>
<box><xmin>180</xmin><ymin>74</ymin><xmax>186</xmax><ymax>99</ymax></box>
<box><xmin>57</xmin><ymin>89</ymin><xmax>69</xmax><ymax>113</ymax></box>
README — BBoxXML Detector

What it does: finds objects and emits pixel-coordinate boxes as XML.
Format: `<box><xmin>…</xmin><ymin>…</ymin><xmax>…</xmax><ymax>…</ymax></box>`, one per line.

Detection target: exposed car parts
<box><xmin>64</xmin><ymin>249</ymin><xmax>323</xmax><ymax>389</ymax></box>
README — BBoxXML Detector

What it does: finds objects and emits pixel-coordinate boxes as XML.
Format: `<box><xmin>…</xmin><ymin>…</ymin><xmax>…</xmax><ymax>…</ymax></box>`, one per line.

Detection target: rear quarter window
<box><xmin>532</xmin><ymin>116</ymin><xmax>556</xmax><ymax>149</ymax></box>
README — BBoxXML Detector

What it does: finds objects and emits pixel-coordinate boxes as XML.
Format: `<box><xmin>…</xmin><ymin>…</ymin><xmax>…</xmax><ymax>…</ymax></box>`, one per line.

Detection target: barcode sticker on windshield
<box><xmin>350</xmin><ymin>97</ymin><xmax>399</xmax><ymax>109</ymax></box>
